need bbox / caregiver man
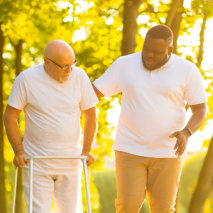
[93,25,207,213]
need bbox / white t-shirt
[93,52,207,158]
[8,64,98,174]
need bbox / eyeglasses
[46,57,77,71]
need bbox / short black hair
[146,25,173,44]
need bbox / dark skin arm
[3,105,29,167]
[92,84,104,99]
[170,103,207,156]
[81,106,97,166]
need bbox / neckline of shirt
[140,52,174,73]
[41,63,75,85]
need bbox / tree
[168,0,184,54]
[191,0,213,67]
[121,0,144,55]
[188,136,213,213]
[197,13,207,68]
[0,22,6,213]
[165,0,182,26]
[9,38,25,213]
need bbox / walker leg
[11,167,18,213]
[12,156,91,212]
[82,159,91,213]
[29,159,33,213]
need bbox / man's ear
[44,58,48,65]
[168,46,173,55]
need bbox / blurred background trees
[1,0,213,212]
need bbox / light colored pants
[115,151,183,213]
[23,167,83,213]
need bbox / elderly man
[3,40,98,213]
[93,25,207,212]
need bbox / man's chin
[144,63,156,71]
[59,78,68,83]
[143,59,156,70]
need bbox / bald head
[44,40,75,60]
[43,40,76,83]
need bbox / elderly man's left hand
[81,151,95,166]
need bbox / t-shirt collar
[142,53,173,72]
[42,63,75,84]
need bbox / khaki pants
[115,151,183,213]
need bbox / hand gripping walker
[11,155,92,213]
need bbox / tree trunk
[121,0,144,55]
[13,39,25,213]
[197,14,207,68]
[169,0,184,54]
[14,39,23,76]
[188,136,213,213]
[15,168,24,213]
[0,23,7,213]
[166,0,182,27]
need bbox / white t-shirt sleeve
[184,66,207,105]
[7,73,27,110]
[80,71,99,110]
[93,58,121,96]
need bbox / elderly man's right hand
[13,150,29,168]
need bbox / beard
[142,54,170,71]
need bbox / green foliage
[178,152,205,212]
[93,169,116,213]
[191,0,213,17]
[178,151,213,213]
[82,174,100,212]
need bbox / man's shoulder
[19,64,44,79]
[72,66,88,78]
[71,67,91,83]
[170,55,201,80]
[112,52,141,69]
[172,54,197,70]
[14,64,43,86]
[118,52,141,62]
[73,66,85,74]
